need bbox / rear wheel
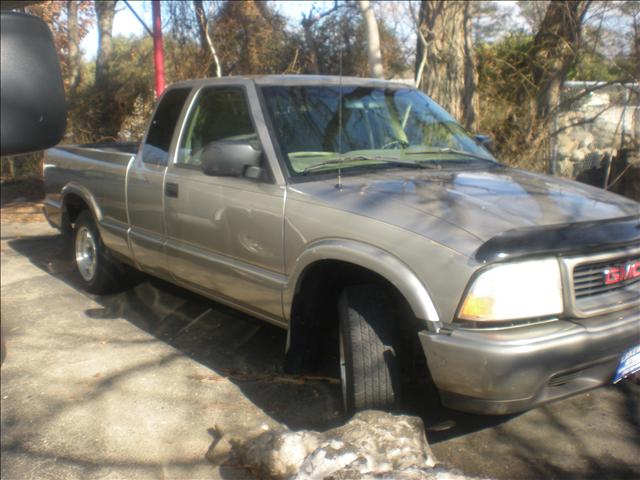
[73,210,123,294]
[338,284,400,413]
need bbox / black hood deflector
[475,215,640,263]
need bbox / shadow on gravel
[7,232,510,436]
[7,232,640,480]
[7,232,341,433]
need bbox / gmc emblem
[604,260,640,285]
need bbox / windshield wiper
[403,147,495,163]
[302,154,428,174]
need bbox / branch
[548,80,625,119]
[414,27,427,88]
[607,164,632,189]
[490,56,539,91]
[549,103,614,138]
[195,3,222,77]
[282,47,300,74]
[301,0,342,27]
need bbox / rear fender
[61,182,103,225]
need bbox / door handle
[165,182,179,198]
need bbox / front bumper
[419,307,640,415]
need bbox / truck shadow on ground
[7,231,509,438]
[6,232,640,480]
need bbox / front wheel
[73,210,123,294]
[338,284,400,413]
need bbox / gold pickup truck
[44,75,640,414]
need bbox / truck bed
[43,142,138,236]
[55,142,139,164]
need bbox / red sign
[604,260,640,285]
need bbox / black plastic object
[474,134,494,153]
[201,140,262,177]
[1,12,66,155]
[475,215,640,263]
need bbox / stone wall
[554,83,639,198]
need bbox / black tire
[338,284,400,413]
[73,210,123,294]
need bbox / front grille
[573,255,640,299]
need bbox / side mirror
[1,12,66,155]
[201,140,263,179]
[474,134,494,152]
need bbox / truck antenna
[336,45,343,190]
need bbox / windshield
[260,85,496,176]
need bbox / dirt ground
[1,207,639,480]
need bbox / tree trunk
[93,1,117,140]
[524,1,590,172]
[67,0,82,94]
[194,0,222,77]
[415,1,477,130]
[94,0,116,86]
[358,0,384,79]
[194,0,209,53]
[531,1,589,125]
[635,14,640,82]
[301,18,321,74]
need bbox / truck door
[126,87,191,276]
[163,85,285,322]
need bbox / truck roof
[169,74,414,90]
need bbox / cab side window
[142,87,191,166]
[177,87,258,167]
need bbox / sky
[80,1,631,61]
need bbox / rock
[593,135,613,149]
[577,133,594,149]
[556,136,577,157]
[210,410,485,479]
[296,410,437,479]
[218,427,323,478]
[557,159,574,178]
[570,148,589,163]
[583,150,604,170]
[626,151,640,167]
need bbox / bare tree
[358,0,384,78]
[531,1,591,125]
[621,0,640,81]
[67,0,82,94]
[210,0,292,75]
[301,2,342,74]
[414,1,477,130]
[517,0,551,32]
[93,0,118,140]
[94,0,117,86]
[194,0,222,77]
[471,1,520,44]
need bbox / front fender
[283,238,440,324]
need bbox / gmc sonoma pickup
[44,76,640,415]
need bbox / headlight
[458,258,563,322]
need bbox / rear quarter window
[142,87,191,166]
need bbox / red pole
[152,1,165,98]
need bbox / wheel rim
[339,328,348,410]
[75,225,97,282]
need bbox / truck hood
[288,166,640,257]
